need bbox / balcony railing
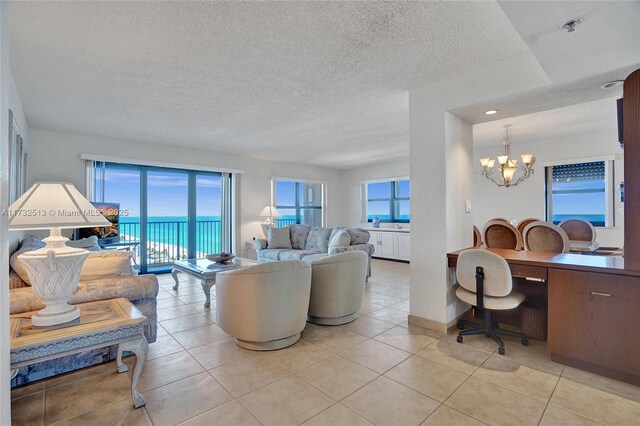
[276,218,296,227]
[119,220,222,267]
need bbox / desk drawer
[509,264,547,281]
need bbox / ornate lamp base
[18,228,89,327]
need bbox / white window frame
[544,156,615,228]
[360,176,410,224]
[271,177,327,227]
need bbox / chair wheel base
[521,338,529,346]
[498,346,506,355]
[456,335,463,343]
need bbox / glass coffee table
[171,257,258,307]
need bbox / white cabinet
[369,230,410,261]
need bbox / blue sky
[102,167,221,218]
[552,179,605,215]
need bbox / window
[273,179,325,227]
[365,179,410,223]
[545,160,613,227]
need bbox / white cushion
[267,227,292,249]
[80,251,133,280]
[456,287,524,311]
[66,236,102,251]
[328,229,350,254]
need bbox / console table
[10,298,148,408]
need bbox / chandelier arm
[483,171,506,187]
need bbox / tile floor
[11,259,640,425]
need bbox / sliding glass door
[91,162,230,273]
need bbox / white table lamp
[8,182,111,326]
[258,205,281,238]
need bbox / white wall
[473,129,624,247]
[26,128,344,251]
[340,158,409,228]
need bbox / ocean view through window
[365,179,410,223]
[89,161,231,273]
[273,179,325,227]
[545,160,612,227]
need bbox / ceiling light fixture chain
[479,125,535,188]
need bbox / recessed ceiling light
[600,80,623,89]
[485,110,498,115]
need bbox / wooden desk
[447,248,640,386]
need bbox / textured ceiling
[9,1,530,169]
[473,97,619,148]
[9,1,639,169]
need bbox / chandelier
[479,125,535,188]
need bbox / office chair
[523,222,570,253]
[455,249,528,355]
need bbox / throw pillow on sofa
[66,235,102,251]
[268,227,292,249]
[304,227,333,253]
[328,229,351,255]
[80,251,133,280]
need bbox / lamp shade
[7,182,111,230]
[258,205,281,218]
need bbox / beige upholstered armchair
[215,260,312,350]
[306,251,368,325]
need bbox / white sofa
[306,251,368,325]
[215,260,312,350]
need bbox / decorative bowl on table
[206,253,236,264]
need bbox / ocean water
[551,214,605,226]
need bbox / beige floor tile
[147,335,184,360]
[297,355,378,400]
[342,376,439,426]
[265,338,333,372]
[440,331,499,354]
[562,366,640,404]
[50,398,152,426]
[416,338,491,374]
[385,355,469,402]
[45,372,131,424]
[367,307,407,325]
[188,337,258,369]
[179,400,260,426]
[239,376,334,426]
[539,405,600,426]
[137,351,204,391]
[305,327,368,353]
[390,299,411,313]
[155,290,176,300]
[473,354,560,402]
[340,339,411,374]
[210,355,289,397]
[46,361,118,390]
[156,304,200,321]
[445,376,546,426]
[11,381,45,401]
[145,372,233,426]
[156,297,185,310]
[11,391,44,426]
[363,292,404,307]
[421,405,486,426]
[500,337,564,376]
[379,287,410,299]
[155,323,169,337]
[549,377,640,425]
[171,285,206,296]
[373,325,439,353]
[342,315,396,338]
[358,301,386,315]
[177,292,208,305]
[172,323,229,349]
[160,313,212,334]
[302,403,373,426]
